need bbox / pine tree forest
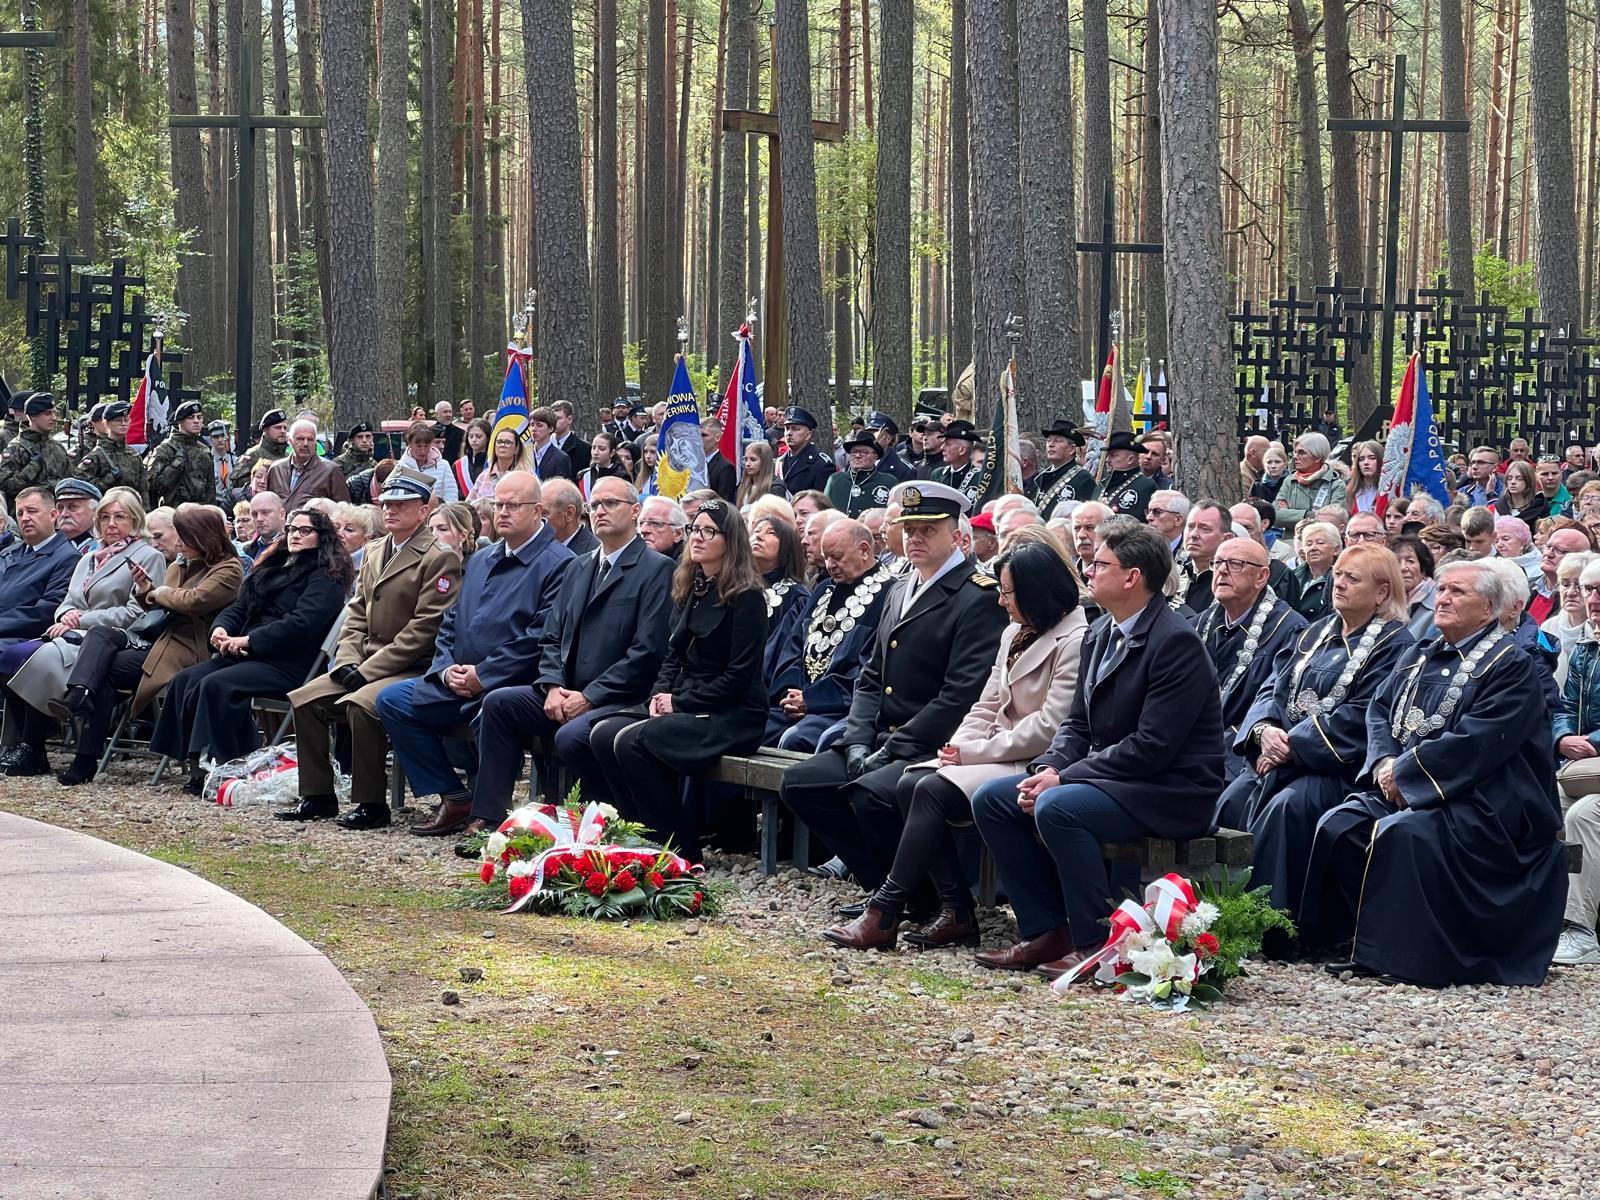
[0,0,1596,453]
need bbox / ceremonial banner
[1086,343,1130,479]
[652,356,708,500]
[127,338,167,453]
[716,324,763,480]
[1377,353,1451,516]
[973,358,1024,505]
[493,342,533,444]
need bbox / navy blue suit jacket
[411,524,573,716]
[0,534,84,644]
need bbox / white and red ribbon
[495,802,695,911]
[1051,872,1198,994]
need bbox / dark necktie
[1097,629,1123,685]
[592,555,612,598]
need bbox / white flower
[1116,928,1154,958]
[484,832,509,861]
[1178,901,1220,939]
[596,802,621,821]
[506,860,535,878]
[1128,939,1182,982]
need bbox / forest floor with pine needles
[5,767,1597,1200]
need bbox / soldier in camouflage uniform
[0,393,72,506]
[147,400,216,507]
[237,408,290,483]
[74,400,149,504]
[333,421,376,479]
[0,392,26,452]
[71,402,108,468]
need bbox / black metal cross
[1076,177,1162,376]
[0,30,61,48]
[169,35,324,442]
[1329,53,1469,431]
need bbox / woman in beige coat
[824,541,1089,951]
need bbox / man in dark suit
[542,478,600,558]
[527,406,574,482]
[701,418,737,501]
[551,401,591,476]
[454,477,675,847]
[972,518,1225,977]
[377,470,574,836]
[779,481,1008,896]
[0,485,81,653]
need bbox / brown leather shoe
[1034,950,1093,981]
[903,908,980,948]
[973,926,1074,971]
[410,797,475,837]
[821,904,900,950]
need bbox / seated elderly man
[973,519,1224,976]
[637,494,686,562]
[1145,489,1190,554]
[1229,501,1303,606]
[1298,557,1567,986]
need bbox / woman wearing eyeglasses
[150,506,353,794]
[591,498,769,862]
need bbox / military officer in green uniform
[333,421,377,479]
[824,431,899,517]
[1030,420,1098,520]
[72,402,108,467]
[931,419,983,504]
[0,392,27,452]
[74,400,149,503]
[148,400,216,507]
[0,392,71,506]
[1093,430,1157,521]
[238,408,291,480]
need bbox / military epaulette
[970,572,998,588]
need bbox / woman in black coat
[592,499,769,861]
[151,507,353,792]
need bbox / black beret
[259,408,288,431]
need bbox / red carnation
[613,870,637,892]
[508,875,534,901]
[585,872,609,896]
[690,890,704,914]
[648,871,666,889]
[667,861,684,879]
[479,861,496,884]
[1194,932,1220,959]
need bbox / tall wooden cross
[1329,53,1469,428]
[722,107,845,408]
[170,36,324,444]
[1076,177,1163,376]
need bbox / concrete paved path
[0,811,391,1200]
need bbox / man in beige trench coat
[276,466,462,830]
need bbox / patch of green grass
[1121,1166,1188,1197]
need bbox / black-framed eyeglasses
[285,524,318,536]
[591,497,633,511]
[1084,557,1124,574]
[492,500,539,512]
[1212,556,1267,575]
[688,524,723,540]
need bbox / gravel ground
[12,763,1600,1199]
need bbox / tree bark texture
[1077,0,1112,378]
[295,0,333,352]
[1530,0,1582,329]
[1016,0,1076,432]
[1287,0,1330,289]
[246,0,273,420]
[73,0,94,255]
[873,0,913,427]
[1138,0,1166,368]
[775,0,829,416]
[1321,0,1374,425]
[643,0,673,404]
[595,0,626,406]
[522,0,597,411]
[831,0,852,415]
[717,0,750,387]
[948,0,971,387]
[167,0,218,380]
[270,0,301,356]
[427,0,455,405]
[1156,0,1235,501]
[376,0,411,408]
[1438,0,1476,301]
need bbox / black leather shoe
[55,755,98,786]
[0,744,27,768]
[275,795,339,822]
[183,770,207,796]
[5,746,49,777]
[453,819,493,859]
[834,899,867,920]
[335,804,392,831]
[1323,959,1379,978]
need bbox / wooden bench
[706,749,813,875]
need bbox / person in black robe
[1298,558,1567,987]
[1194,537,1306,781]
[1214,543,1415,914]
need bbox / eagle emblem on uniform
[902,486,922,506]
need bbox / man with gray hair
[1299,557,1566,986]
[265,418,350,506]
[1146,489,1191,553]
[1275,432,1346,527]
[637,494,687,561]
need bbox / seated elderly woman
[823,542,1088,951]
[334,502,383,565]
[1298,557,1567,986]
[1543,551,1597,688]
[1290,521,1341,621]
[1214,543,1415,914]
[1391,534,1438,641]
[51,504,245,785]
[150,506,352,793]
[1493,515,1542,581]
[1,487,169,778]
[1553,556,1600,965]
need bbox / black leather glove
[859,748,892,776]
[844,743,871,781]
[332,665,368,691]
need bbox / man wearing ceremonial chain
[1093,431,1156,521]
[823,432,898,518]
[766,519,896,751]
[1194,537,1306,780]
[1030,421,1096,520]
[1297,558,1567,987]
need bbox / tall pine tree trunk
[270,0,301,357]
[966,0,1026,419]
[295,0,333,352]
[469,0,491,399]
[595,0,625,405]
[1139,0,1166,366]
[1530,0,1581,328]
[1156,0,1233,500]
[873,0,913,427]
[1016,0,1075,432]
[167,0,219,381]
[1323,0,1374,425]
[245,0,273,419]
[948,0,970,386]
[775,0,828,415]
[73,0,94,255]
[376,0,410,407]
[1077,0,1111,377]
[1287,0,1330,288]
[831,0,852,412]
[643,0,673,403]
[427,0,455,404]
[522,0,597,409]
[1439,0,1475,299]
[320,0,381,428]
[702,0,726,372]
[716,1,749,386]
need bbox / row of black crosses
[0,217,200,416]
[1232,274,1600,455]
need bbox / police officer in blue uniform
[777,406,833,496]
[868,412,918,482]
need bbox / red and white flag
[127,337,167,453]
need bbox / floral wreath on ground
[1053,870,1295,1010]
[466,786,716,920]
